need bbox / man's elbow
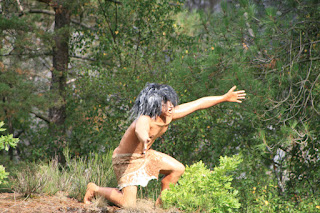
[135,128,141,138]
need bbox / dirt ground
[0,192,180,213]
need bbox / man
[84,83,246,207]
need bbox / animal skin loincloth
[112,149,163,190]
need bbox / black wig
[130,83,179,119]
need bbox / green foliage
[0,165,9,185]
[11,148,116,200]
[0,121,19,184]
[237,179,320,212]
[162,155,242,212]
[0,121,19,151]
[72,0,189,70]
[237,0,320,204]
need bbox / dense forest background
[1,0,319,212]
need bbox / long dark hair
[130,83,179,119]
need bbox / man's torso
[113,117,170,155]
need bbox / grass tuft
[10,148,117,201]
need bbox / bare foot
[83,182,99,204]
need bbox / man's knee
[175,163,185,177]
[180,164,186,175]
[122,197,136,208]
[121,186,137,208]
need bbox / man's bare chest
[149,125,169,140]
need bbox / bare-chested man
[84,83,246,208]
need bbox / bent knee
[120,186,137,208]
[121,198,136,208]
[116,195,136,208]
[175,164,185,176]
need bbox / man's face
[161,101,174,116]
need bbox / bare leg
[155,169,185,206]
[84,183,137,208]
[151,151,185,206]
[160,168,185,191]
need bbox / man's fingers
[143,138,151,154]
[230,86,237,92]
[238,93,246,97]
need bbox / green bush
[162,155,242,213]
[240,181,320,213]
[0,121,19,184]
[0,165,9,185]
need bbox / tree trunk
[49,3,70,129]
[47,2,71,162]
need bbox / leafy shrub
[242,182,320,213]
[0,165,9,185]
[162,155,242,213]
[0,121,19,184]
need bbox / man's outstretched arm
[172,86,246,120]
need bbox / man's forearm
[198,95,227,109]
[173,95,227,120]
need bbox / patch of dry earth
[0,193,179,213]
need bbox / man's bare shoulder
[137,115,152,122]
[135,115,153,127]
[136,115,172,128]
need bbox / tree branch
[16,0,24,15]
[37,0,52,4]
[106,0,123,5]
[28,9,54,16]
[70,54,96,62]
[26,9,95,30]
[31,111,51,124]
[14,130,24,138]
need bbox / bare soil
[0,192,179,213]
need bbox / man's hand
[143,137,151,154]
[224,86,246,103]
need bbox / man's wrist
[221,94,229,102]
